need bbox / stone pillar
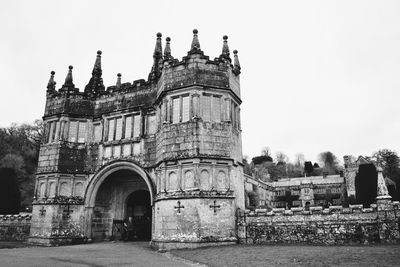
[375,166,399,243]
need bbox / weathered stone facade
[238,199,400,245]
[29,30,244,249]
[0,214,31,241]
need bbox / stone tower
[29,30,244,249]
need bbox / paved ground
[171,244,400,267]
[2,242,400,266]
[0,242,193,267]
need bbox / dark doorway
[125,190,152,241]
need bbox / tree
[318,151,340,175]
[261,147,271,157]
[243,155,253,176]
[294,153,305,167]
[275,152,289,164]
[0,120,43,211]
[304,161,314,176]
[286,163,303,178]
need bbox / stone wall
[0,214,31,241]
[237,200,400,245]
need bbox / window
[68,121,78,142]
[182,96,190,122]
[48,122,55,142]
[125,116,132,138]
[202,94,222,122]
[77,122,86,143]
[107,119,115,141]
[133,115,141,137]
[54,122,60,141]
[115,117,123,140]
[172,97,180,123]
[172,94,190,123]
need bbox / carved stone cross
[209,200,221,214]
[39,206,46,216]
[174,201,184,214]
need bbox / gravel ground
[0,241,192,267]
[171,244,400,267]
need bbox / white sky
[1,0,399,163]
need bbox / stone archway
[84,161,155,241]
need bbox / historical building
[28,30,245,249]
[245,173,345,209]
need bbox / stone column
[375,166,398,243]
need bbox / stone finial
[154,32,163,58]
[63,65,74,87]
[164,37,172,59]
[190,29,201,51]
[85,50,105,97]
[233,50,241,74]
[46,71,56,92]
[221,35,230,58]
[116,73,121,87]
[92,50,102,76]
[149,32,163,81]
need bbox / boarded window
[93,124,102,142]
[115,117,123,140]
[107,119,115,141]
[211,97,221,122]
[200,170,210,190]
[172,97,180,123]
[74,182,84,197]
[182,96,190,122]
[59,182,69,196]
[133,115,141,137]
[78,122,86,143]
[147,114,157,135]
[202,95,211,121]
[168,172,178,191]
[184,170,194,189]
[39,182,46,197]
[68,121,78,142]
[217,171,227,190]
[125,116,132,138]
[48,182,56,197]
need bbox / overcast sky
[1,0,399,163]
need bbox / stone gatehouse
[29,30,245,250]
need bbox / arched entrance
[84,161,155,241]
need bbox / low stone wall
[0,213,32,241]
[237,200,400,245]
